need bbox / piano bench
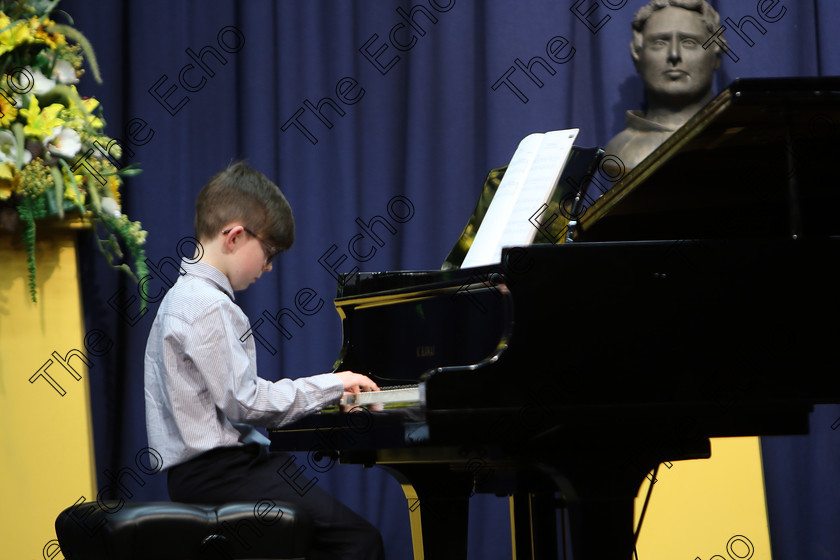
[54,501,313,560]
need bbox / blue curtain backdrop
[58,0,839,558]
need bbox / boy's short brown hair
[194,162,294,252]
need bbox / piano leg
[381,464,474,560]
[510,492,560,559]
[537,436,712,560]
[566,492,636,560]
[511,487,639,560]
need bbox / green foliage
[16,195,47,301]
[0,0,147,303]
[45,23,101,84]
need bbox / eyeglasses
[222,227,279,265]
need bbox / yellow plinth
[634,436,772,560]
[0,227,97,559]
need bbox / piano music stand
[442,146,604,269]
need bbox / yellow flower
[0,162,17,200]
[59,90,104,131]
[63,168,86,206]
[20,96,65,139]
[18,158,53,198]
[31,16,64,49]
[0,17,32,56]
[80,154,121,203]
[107,172,121,204]
[82,97,99,113]
[81,97,103,129]
[0,91,17,127]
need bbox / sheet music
[461,129,579,268]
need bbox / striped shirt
[144,260,344,469]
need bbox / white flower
[27,67,56,95]
[45,127,82,158]
[52,59,80,85]
[101,197,121,218]
[0,130,32,165]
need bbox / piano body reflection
[270,78,840,560]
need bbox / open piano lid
[575,76,840,242]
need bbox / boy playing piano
[144,161,385,559]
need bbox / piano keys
[338,385,422,407]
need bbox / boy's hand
[334,371,380,393]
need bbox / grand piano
[270,77,840,560]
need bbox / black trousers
[168,444,385,560]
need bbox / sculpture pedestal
[0,225,97,559]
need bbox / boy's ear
[221,225,247,252]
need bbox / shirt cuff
[313,372,346,403]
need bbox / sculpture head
[630,0,726,108]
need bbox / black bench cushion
[55,501,313,560]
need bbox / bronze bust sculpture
[605,0,728,170]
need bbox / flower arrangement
[0,0,146,301]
